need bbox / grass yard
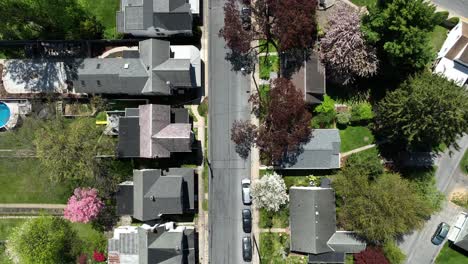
[0,159,70,204]
[259,207,289,228]
[259,84,270,101]
[259,55,279,80]
[72,222,107,256]
[78,0,121,39]
[339,126,374,152]
[461,149,468,175]
[0,117,43,149]
[435,242,468,264]
[0,219,25,240]
[260,232,307,264]
[350,0,377,7]
[430,25,449,52]
[259,40,278,53]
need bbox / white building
[434,21,468,87]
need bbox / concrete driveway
[399,135,468,264]
[431,0,468,19]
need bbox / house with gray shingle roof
[116,0,199,38]
[448,212,468,252]
[290,187,366,264]
[283,129,341,170]
[108,222,196,264]
[116,168,195,222]
[117,104,193,159]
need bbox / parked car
[242,236,253,262]
[431,222,450,245]
[241,7,251,30]
[241,178,251,205]
[242,209,252,233]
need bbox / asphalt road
[432,0,468,18]
[399,135,468,264]
[207,0,252,263]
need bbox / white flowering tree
[319,4,379,85]
[251,173,289,212]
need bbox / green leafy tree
[34,118,115,184]
[7,216,80,264]
[334,170,433,242]
[374,72,468,151]
[350,102,374,123]
[383,240,406,264]
[344,148,383,179]
[362,0,439,74]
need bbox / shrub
[93,251,106,262]
[337,111,351,126]
[351,102,373,123]
[315,95,336,114]
[354,247,390,264]
[383,240,406,264]
[344,148,383,179]
[64,188,104,224]
[434,11,449,25]
[451,192,468,209]
[78,254,88,264]
[198,97,208,117]
[443,17,460,29]
[311,111,335,128]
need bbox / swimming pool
[0,102,11,128]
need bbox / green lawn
[259,55,279,80]
[350,0,377,7]
[259,40,278,53]
[339,126,375,152]
[430,25,448,52]
[435,242,468,264]
[260,232,307,264]
[259,207,289,228]
[72,222,107,256]
[0,159,70,204]
[78,0,121,39]
[461,149,468,175]
[259,84,270,101]
[0,117,43,149]
[0,219,25,240]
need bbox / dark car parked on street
[431,222,450,245]
[242,209,252,233]
[242,236,253,262]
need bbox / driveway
[399,135,468,264]
[208,0,252,263]
[431,0,468,19]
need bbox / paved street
[207,0,252,263]
[399,135,468,264]
[432,0,468,18]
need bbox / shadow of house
[108,223,196,264]
[116,168,196,222]
[289,187,366,263]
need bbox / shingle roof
[284,129,341,169]
[290,187,366,258]
[289,51,326,105]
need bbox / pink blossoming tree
[64,188,104,223]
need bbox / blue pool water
[0,102,11,128]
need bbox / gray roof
[73,39,196,96]
[308,252,345,264]
[117,0,192,37]
[454,220,468,251]
[290,187,336,254]
[284,129,341,170]
[289,51,326,105]
[290,187,366,257]
[108,225,195,264]
[117,104,193,159]
[123,168,195,221]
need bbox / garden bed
[435,242,468,264]
[259,207,289,228]
[259,55,279,80]
[260,232,307,264]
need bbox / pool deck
[2,102,19,130]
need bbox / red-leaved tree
[231,120,258,159]
[319,4,378,84]
[93,251,106,262]
[64,188,104,223]
[256,78,312,165]
[354,247,390,264]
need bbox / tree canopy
[251,173,289,212]
[320,4,378,84]
[256,78,312,165]
[0,0,103,42]
[373,72,468,152]
[7,216,80,264]
[34,118,115,184]
[362,0,439,74]
[231,119,258,159]
[333,169,433,242]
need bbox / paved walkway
[0,204,66,216]
[259,228,289,233]
[190,105,209,264]
[0,149,36,158]
[341,144,376,157]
